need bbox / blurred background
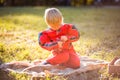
[0,0,120,7]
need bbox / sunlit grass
[0,15,46,32]
[0,7,120,80]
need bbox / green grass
[0,6,120,80]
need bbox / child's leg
[47,50,69,65]
[63,52,80,69]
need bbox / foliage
[0,0,94,6]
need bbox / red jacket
[38,23,80,68]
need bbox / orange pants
[47,49,80,69]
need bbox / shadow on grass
[0,7,48,17]
[0,68,16,80]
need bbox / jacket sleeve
[67,24,80,42]
[38,32,59,51]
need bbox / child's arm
[65,24,80,42]
[38,32,61,51]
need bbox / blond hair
[44,8,63,29]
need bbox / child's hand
[61,36,68,42]
[58,41,63,48]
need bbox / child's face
[49,23,61,30]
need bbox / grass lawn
[0,6,120,80]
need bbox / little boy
[38,8,80,69]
